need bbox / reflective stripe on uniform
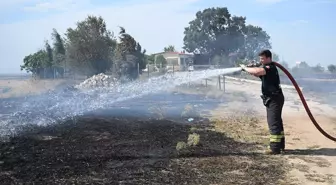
[270,133,284,143]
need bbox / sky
[0,0,335,74]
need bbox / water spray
[273,62,336,142]
[0,67,242,139]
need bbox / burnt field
[0,88,290,185]
[0,116,289,185]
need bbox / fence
[198,75,227,92]
[140,64,229,91]
[141,64,232,75]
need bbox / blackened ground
[0,114,288,185]
[0,84,288,184]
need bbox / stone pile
[75,73,119,89]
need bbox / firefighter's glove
[246,63,254,67]
[239,64,247,71]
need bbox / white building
[154,51,194,71]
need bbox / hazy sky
[0,0,335,74]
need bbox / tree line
[20,7,336,80]
[291,62,336,74]
[21,16,146,80]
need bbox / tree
[183,7,271,64]
[51,28,66,77]
[311,64,324,73]
[164,45,176,52]
[291,61,311,74]
[211,55,229,66]
[20,15,148,80]
[298,61,310,68]
[114,27,146,79]
[183,7,243,56]
[44,41,54,78]
[136,43,146,70]
[20,41,55,79]
[155,55,167,67]
[20,50,49,78]
[242,25,271,60]
[45,41,53,66]
[327,64,336,73]
[21,30,64,79]
[146,54,155,64]
[52,29,66,56]
[65,15,117,75]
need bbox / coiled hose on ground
[273,61,336,142]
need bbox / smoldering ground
[0,82,290,185]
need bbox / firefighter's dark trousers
[264,92,285,152]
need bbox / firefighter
[240,49,285,155]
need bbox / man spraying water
[240,49,285,155]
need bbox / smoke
[276,64,336,106]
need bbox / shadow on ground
[285,148,336,156]
[0,114,287,185]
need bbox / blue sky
[0,0,335,73]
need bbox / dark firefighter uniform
[248,62,285,154]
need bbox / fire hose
[272,62,336,142]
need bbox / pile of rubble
[75,73,119,89]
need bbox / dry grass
[288,156,332,168]
[292,163,310,173]
[175,141,188,151]
[304,173,334,183]
[0,78,77,98]
[187,133,201,147]
[211,111,270,147]
[148,105,167,120]
[181,103,201,118]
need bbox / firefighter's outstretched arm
[240,64,266,77]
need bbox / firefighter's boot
[264,146,281,155]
